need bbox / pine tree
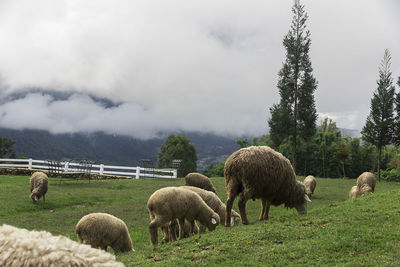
[268,0,317,171]
[361,49,395,182]
[394,76,400,146]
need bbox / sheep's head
[294,181,311,215]
[207,214,220,231]
[30,192,38,203]
[359,184,372,195]
[230,214,241,227]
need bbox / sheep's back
[225,146,296,198]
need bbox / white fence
[0,158,177,179]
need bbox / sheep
[304,175,317,198]
[147,187,220,245]
[185,172,217,193]
[224,146,311,226]
[76,213,134,253]
[29,171,49,203]
[356,172,376,192]
[349,184,373,199]
[181,185,241,232]
[0,224,124,267]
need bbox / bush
[381,168,400,182]
[203,161,225,177]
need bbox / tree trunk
[341,161,345,178]
[377,147,381,182]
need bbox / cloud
[0,0,399,138]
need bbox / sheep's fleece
[0,224,124,267]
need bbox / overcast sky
[0,0,399,139]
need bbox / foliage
[380,168,400,182]
[2,175,400,266]
[0,136,16,158]
[268,0,317,170]
[394,76,400,145]
[156,134,197,177]
[361,49,395,181]
[202,160,225,178]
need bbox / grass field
[1,175,400,266]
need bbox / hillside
[0,128,241,170]
[0,176,399,266]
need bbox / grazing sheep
[181,185,241,231]
[76,213,134,253]
[147,187,220,245]
[0,224,124,267]
[224,146,311,226]
[349,184,373,199]
[357,172,376,192]
[185,172,217,193]
[304,175,317,198]
[349,186,359,199]
[29,171,49,203]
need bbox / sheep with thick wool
[224,146,311,226]
[304,175,317,198]
[147,187,220,245]
[29,171,49,203]
[349,184,373,199]
[356,172,376,192]
[181,185,241,231]
[185,172,217,193]
[0,224,124,267]
[76,213,134,253]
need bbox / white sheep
[0,224,124,267]
[76,213,134,253]
[147,187,220,245]
[29,171,49,203]
[303,175,317,198]
[356,172,376,192]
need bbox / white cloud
[0,0,399,138]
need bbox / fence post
[64,162,69,173]
[100,164,104,175]
[28,158,32,170]
[136,167,140,179]
[172,169,177,178]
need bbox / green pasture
[1,175,400,266]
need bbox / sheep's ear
[304,194,312,203]
[211,218,217,225]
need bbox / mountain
[0,128,241,172]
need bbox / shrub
[380,168,400,182]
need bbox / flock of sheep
[0,145,377,266]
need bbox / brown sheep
[181,185,241,231]
[29,172,49,203]
[356,172,376,192]
[76,213,134,253]
[304,175,317,198]
[147,187,220,245]
[224,146,311,226]
[185,173,217,193]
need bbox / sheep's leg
[238,193,249,225]
[161,225,169,243]
[225,182,239,227]
[43,194,45,203]
[178,218,185,240]
[199,224,206,234]
[259,198,267,220]
[149,219,161,245]
[188,220,195,236]
[264,200,271,220]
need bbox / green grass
[1,175,400,266]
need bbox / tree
[268,0,317,171]
[156,134,197,177]
[336,144,349,178]
[361,49,395,182]
[0,136,16,158]
[394,76,400,146]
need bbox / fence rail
[0,158,177,179]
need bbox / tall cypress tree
[361,49,395,182]
[268,0,317,171]
[394,76,400,146]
